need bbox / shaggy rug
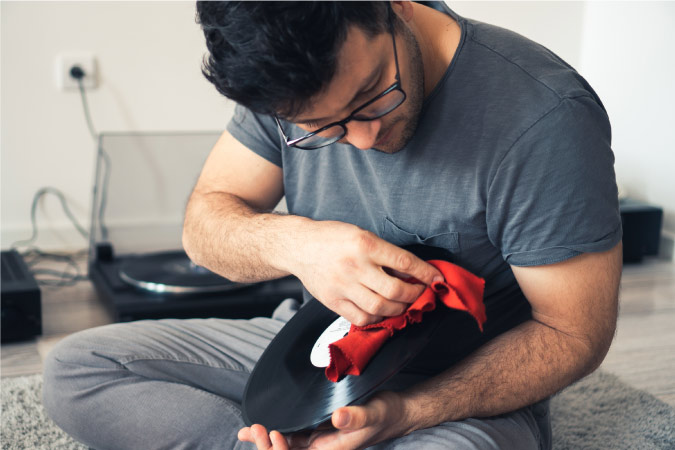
[1,370,673,449]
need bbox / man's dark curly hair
[196,1,392,118]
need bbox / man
[43,2,622,449]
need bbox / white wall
[579,2,675,244]
[451,1,586,68]
[2,1,674,255]
[1,1,234,250]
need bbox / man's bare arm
[184,189,306,283]
[396,242,622,430]
[183,131,443,326]
[237,243,623,450]
[182,130,295,282]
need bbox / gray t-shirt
[226,12,622,373]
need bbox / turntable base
[89,257,304,322]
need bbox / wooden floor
[2,254,674,407]
[600,258,675,405]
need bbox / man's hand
[286,220,444,326]
[238,391,411,450]
[238,425,288,450]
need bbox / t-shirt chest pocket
[381,217,461,263]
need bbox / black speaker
[620,199,663,263]
[1,250,42,342]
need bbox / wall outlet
[56,53,98,90]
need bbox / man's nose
[344,120,382,150]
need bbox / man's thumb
[333,406,369,430]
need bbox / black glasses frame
[275,12,407,150]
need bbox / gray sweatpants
[42,299,551,450]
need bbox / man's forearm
[399,318,605,432]
[183,191,308,283]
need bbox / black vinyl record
[119,250,248,295]
[242,298,446,433]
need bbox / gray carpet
[1,370,673,449]
[1,374,86,450]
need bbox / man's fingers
[238,427,253,442]
[348,284,409,317]
[374,243,444,286]
[251,424,273,449]
[332,404,381,430]
[384,267,414,280]
[365,266,427,305]
[335,298,383,327]
[269,430,290,449]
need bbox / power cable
[10,187,88,250]
[10,66,106,286]
[75,69,111,241]
[75,68,97,139]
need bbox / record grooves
[243,298,447,433]
[118,250,248,295]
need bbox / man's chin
[372,144,403,154]
[373,125,417,154]
[370,135,403,153]
[371,122,409,153]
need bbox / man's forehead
[289,26,389,123]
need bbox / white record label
[310,316,352,368]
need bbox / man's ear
[391,1,414,23]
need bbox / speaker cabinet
[620,199,663,263]
[1,250,42,342]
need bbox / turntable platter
[119,250,248,295]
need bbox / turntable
[87,132,303,322]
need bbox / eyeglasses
[275,14,406,150]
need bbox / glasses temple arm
[389,13,401,82]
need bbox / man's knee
[42,325,128,432]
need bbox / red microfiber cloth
[326,260,486,382]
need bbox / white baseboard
[1,220,183,253]
[1,225,89,252]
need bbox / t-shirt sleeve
[486,95,622,266]
[226,103,283,167]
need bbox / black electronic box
[1,250,42,342]
[620,198,663,263]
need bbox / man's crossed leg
[42,300,549,450]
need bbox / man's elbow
[182,228,198,265]
[182,209,205,270]
[580,316,618,375]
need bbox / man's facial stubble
[373,23,425,154]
